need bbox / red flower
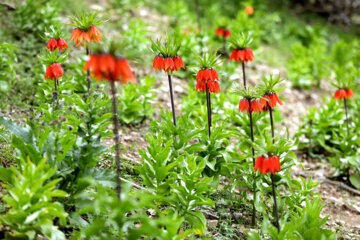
[164,57,175,72]
[216,28,224,36]
[260,93,283,111]
[346,89,354,98]
[153,56,164,71]
[245,6,254,15]
[57,38,68,51]
[334,89,354,99]
[196,69,220,93]
[230,48,254,62]
[47,39,58,51]
[45,63,63,80]
[254,155,281,174]
[84,54,135,83]
[239,99,262,113]
[88,25,101,42]
[70,26,101,47]
[224,30,231,38]
[173,56,185,71]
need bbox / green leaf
[350,174,360,190]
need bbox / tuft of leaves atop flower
[260,74,285,95]
[42,25,65,41]
[150,32,181,58]
[229,32,253,50]
[232,85,260,100]
[68,11,104,31]
[194,49,222,70]
[39,49,68,66]
[332,68,355,90]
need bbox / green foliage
[0,158,67,240]
[247,199,336,240]
[72,181,192,239]
[68,11,104,31]
[117,76,157,124]
[0,43,17,101]
[151,32,182,58]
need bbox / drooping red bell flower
[45,63,63,80]
[230,48,254,62]
[84,54,135,83]
[163,57,175,72]
[196,69,220,93]
[334,89,354,99]
[224,29,231,38]
[88,25,102,42]
[260,93,283,111]
[173,56,185,71]
[57,38,68,51]
[239,99,262,113]
[153,56,164,71]
[47,39,58,51]
[70,26,101,47]
[254,155,281,174]
[216,28,224,36]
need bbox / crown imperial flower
[196,69,220,93]
[254,155,281,174]
[230,48,254,62]
[84,54,135,83]
[334,89,354,99]
[45,63,63,80]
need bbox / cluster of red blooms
[334,89,354,99]
[215,28,231,38]
[196,69,220,93]
[239,93,282,113]
[254,155,281,174]
[45,63,64,80]
[230,48,254,62]
[84,54,135,83]
[70,26,101,47]
[153,56,185,73]
[47,38,68,52]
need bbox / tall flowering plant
[229,32,254,88]
[151,33,185,126]
[194,50,221,137]
[259,75,284,141]
[84,42,135,201]
[40,49,68,109]
[69,11,104,95]
[332,71,355,136]
[236,86,262,225]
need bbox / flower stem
[248,102,256,225]
[223,36,228,60]
[271,173,280,232]
[242,61,247,89]
[344,98,350,136]
[269,106,275,144]
[86,47,91,96]
[205,84,211,137]
[53,78,58,110]
[167,74,177,126]
[110,80,122,201]
[196,0,201,33]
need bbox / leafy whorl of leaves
[68,11,104,31]
[194,49,222,70]
[232,85,261,100]
[260,74,285,95]
[228,32,254,50]
[42,25,65,41]
[150,32,182,58]
[39,49,68,66]
[332,68,355,89]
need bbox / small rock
[208,220,218,228]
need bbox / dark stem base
[271,173,280,232]
[242,61,247,89]
[206,85,212,137]
[344,98,350,136]
[86,47,91,96]
[249,105,256,225]
[110,80,122,201]
[167,74,177,126]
